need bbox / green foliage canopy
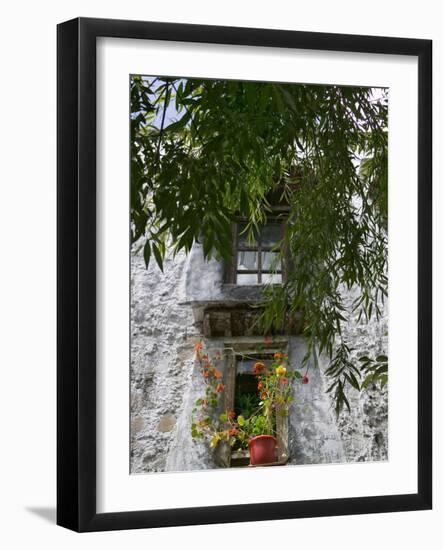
[130,76,388,414]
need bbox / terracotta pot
[248,435,277,465]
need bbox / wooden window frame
[225,216,290,285]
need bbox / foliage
[131,76,389,412]
[325,343,360,416]
[359,354,388,389]
[234,391,259,422]
[325,344,388,416]
[190,343,225,446]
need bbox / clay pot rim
[248,435,277,444]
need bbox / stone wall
[130,247,388,473]
[326,287,389,463]
[130,248,198,472]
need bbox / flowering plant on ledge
[191,342,306,464]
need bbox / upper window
[230,220,285,285]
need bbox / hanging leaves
[130,75,389,413]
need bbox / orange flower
[215,383,225,393]
[194,342,203,352]
[257,381,263,390]
[203,371,209,379]
[279,377,289,385]
[252,361,266,375]
[260,392,268,401]
[274,352,283,360]
[213,368,222,379]
[229,428,238,436]
[228,410,236,419]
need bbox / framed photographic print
[57,17,432,532]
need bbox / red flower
[279,377,289,385]
[257,381,263,390]
[215,383,225,393]
[229,428,238,436]
[194,342,203,352]
[302,375,309,385]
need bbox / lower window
[221,342,290,467]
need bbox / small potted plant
[244,355,300,464]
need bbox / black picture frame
[57,17,432,532]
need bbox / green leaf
[143,240,151,268]
[342,391,351,412]
[374,365,388,376]
[164,111,191,133]
[345,371,360,391]
[152,242,164,272]
[362,374,374,389]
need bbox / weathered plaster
[326,287,389,462]
[130,248,198,472]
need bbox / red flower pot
[248,435,277,465]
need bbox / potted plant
[243,355,300,464]
[239,414,278,465]
[191,344,304,466]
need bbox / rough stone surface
[325,287,389,463]
[289,339,345,465]
[130,248,199,473]
[130,245,388,473]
